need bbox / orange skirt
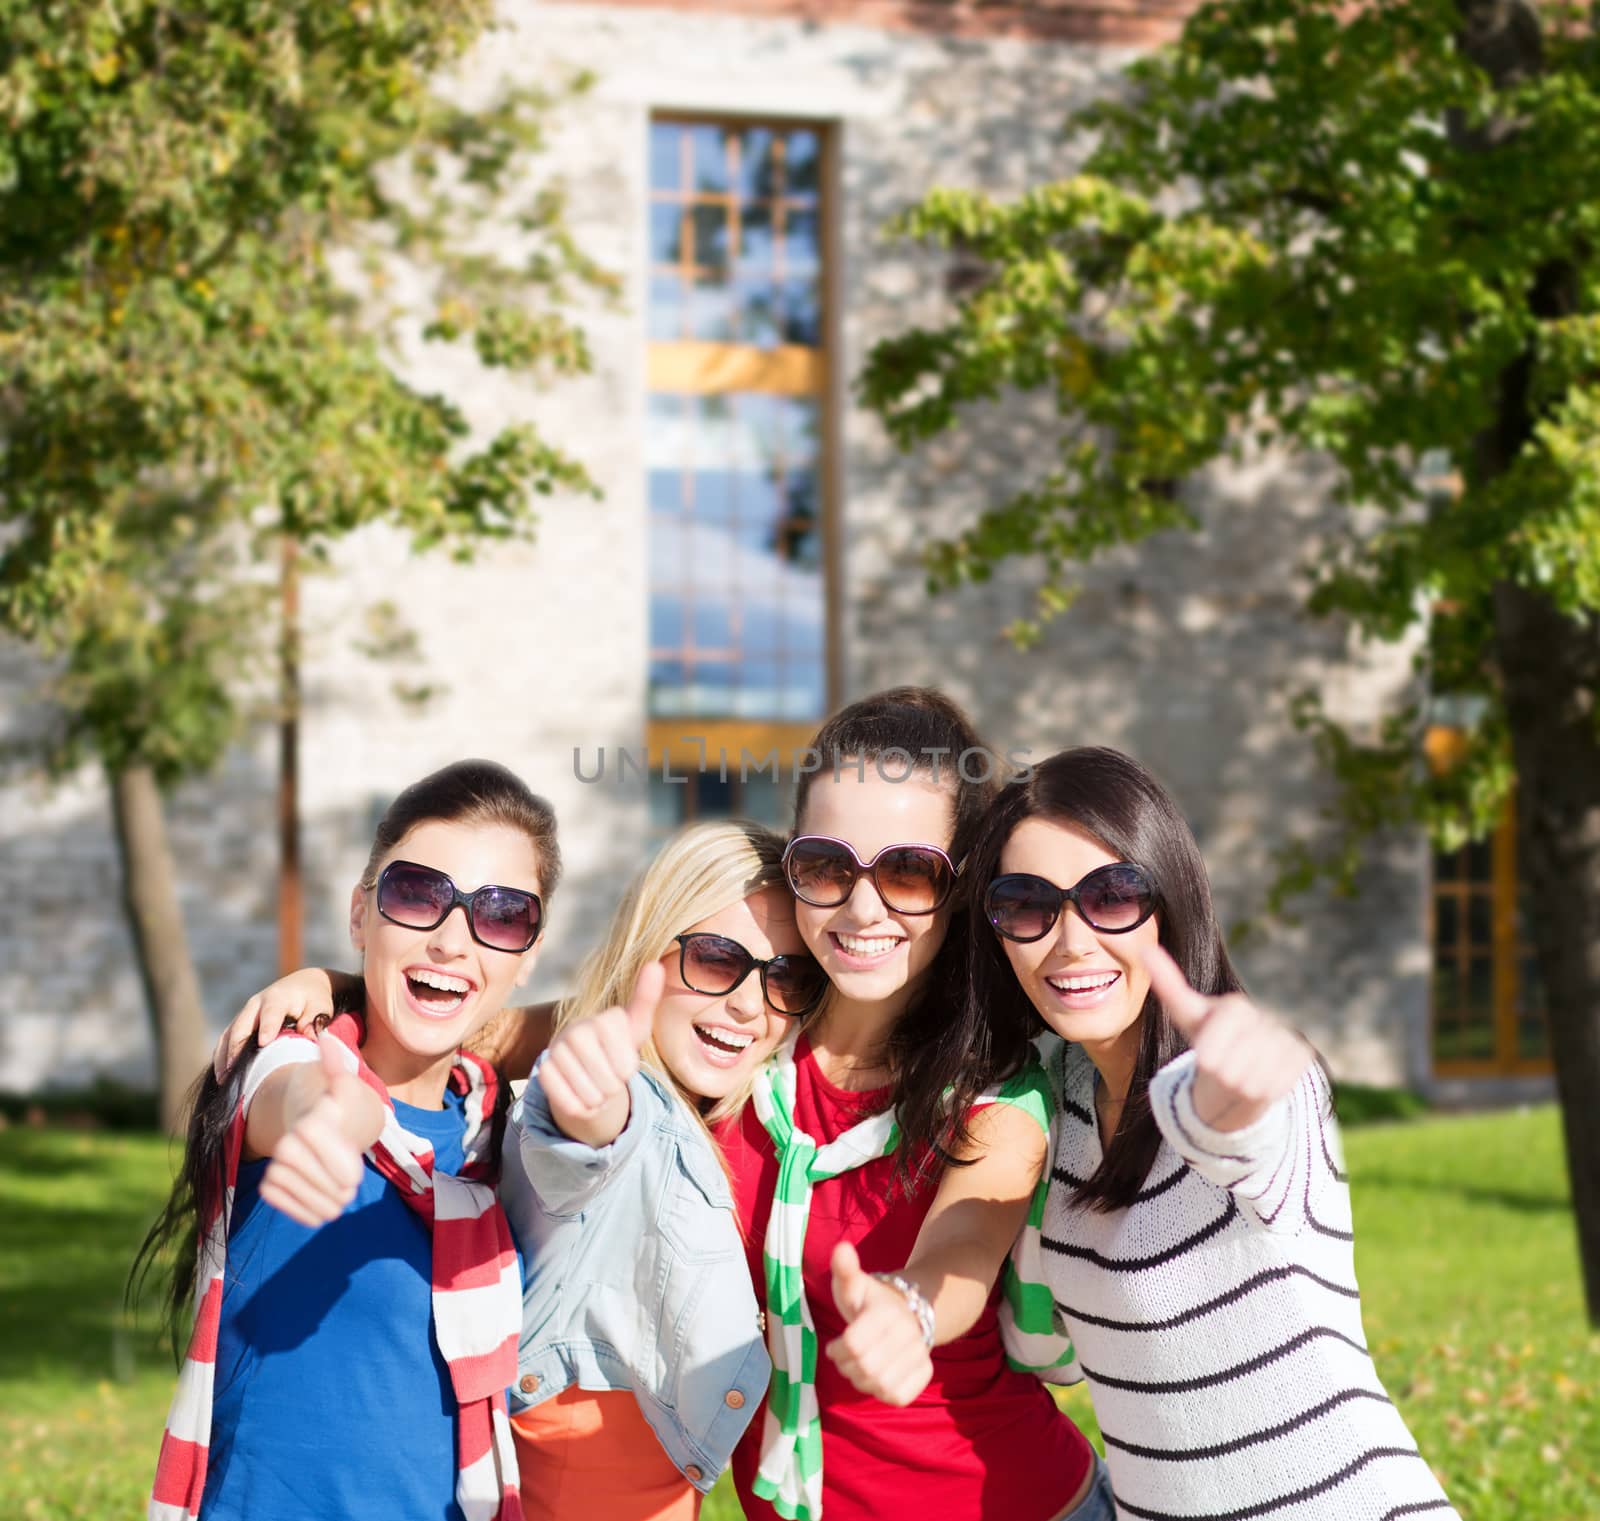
[511,1385,700,1521]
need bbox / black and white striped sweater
[1038,1041,1459,1521]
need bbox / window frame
[644,111,840,785]
[1425,724,1551,1079]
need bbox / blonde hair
[557,819,793,1132]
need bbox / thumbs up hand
[540,960,666,1147]
[1143,944,1314,1133]
[260,1033,386,1228]
[823,1243,935,1407]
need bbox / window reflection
[650,121,823,347]
[646,396,826,720]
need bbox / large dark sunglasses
[674,933,829,1018]
[375,860,544,953]
[782,834,960,916]
[984,862,1158,943]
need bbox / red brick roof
[566,0,1198,46]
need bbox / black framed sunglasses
[781,834,961,916]
[674,933,829,1018]
[375,860,544,954]
[984,862,1158,943]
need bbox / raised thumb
[625,959,667,1048]
[1142,943,1211,1038]
[318,1029,350,1084]
[831,1241,870,1321]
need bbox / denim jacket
[498,1059,771,1493]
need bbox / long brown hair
[965,747,1245,1211]
[131,759,561,1352]
[796,686,1026,1185]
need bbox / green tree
[1,1,608,1130]
[862,0,1600,1321]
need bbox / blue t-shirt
[202,1088,472,1521]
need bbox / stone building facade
[0,0,1550,1102]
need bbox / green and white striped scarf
[749,1036,1076,1521]
[999,1034,1081,1385]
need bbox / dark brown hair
[796,687,1026,1184]
[359,757,562,899]
[131,758,560,1352]
[964,746,1244,1211]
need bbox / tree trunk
[108,763,209,1135]
[1492,583,1600,1325]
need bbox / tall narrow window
[646,117,833,827]
[1426,729,1550,1076]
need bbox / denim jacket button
[724,1389,746,1409]
[519,1374,541,1394]
[685,1465,703,1483]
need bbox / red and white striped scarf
[150,1013,524,1521]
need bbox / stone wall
[0,0,1430,1092]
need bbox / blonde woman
[500,820,826,1520]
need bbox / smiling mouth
[830,932,903,960]
[405,968,471,1016]
[694,1023,755,1055]
[1045,970,1121,997]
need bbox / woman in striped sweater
[839,746,1459,1521]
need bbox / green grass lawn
[1,1109,1595,1520]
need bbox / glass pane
[1518,1002,1549,1061]
[649,514,686,586]
[1467,894,1492,948]
[692,470,737,525]
[1465,836,1492,882]
[744,605,783,655]
[691,204,731,272]
[1461,1019,1494,1060]
[650,204,685,267]
[649,124,683,193]
[736,127,778,199]
[777,396,820,463]
[735,278,782,348]
[781,278,821,345]
[690,125,732,195]
[687,276,736,341]
[785,603,824,657]
[693,601,733,649]
[649,596,684,650]
[1467,956,1493,1020]
[739,203,775,271]
[648,274,686,340]
[781,208,821,272]
[649,469,683,514]
[694,770,734,817]
[780,664,828,720]
[649,772,689,831]
[1434,895,1458,947]
[1434,848,1460,882]
[737,769,788,827]
[1433,961,1460,1014]
[784,130,821,200]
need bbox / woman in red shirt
[716,687,1105,1521]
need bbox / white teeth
[410,969,470,994]
[836,934,900,957]
[1047,971,1120,993]
[694,1024,755,1051]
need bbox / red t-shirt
[715,1038,1093,1521]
